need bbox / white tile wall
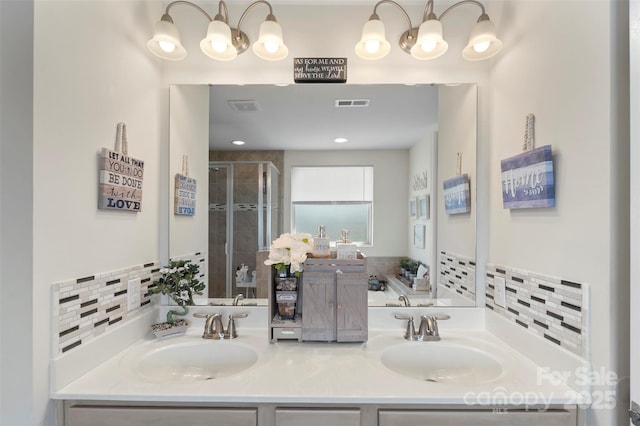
[485,263,588,357]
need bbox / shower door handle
[225,242,228,256]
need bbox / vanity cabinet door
[66,406,257,426]
[378,408,577,426]
[336,272,368,342]
[302,272,336,341]
[275,408,360,426]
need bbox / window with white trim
[291,166,373,245]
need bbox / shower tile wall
[209,167,227,298]
[232,164,259,296]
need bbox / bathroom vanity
[52,308,586,426]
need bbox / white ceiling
[209,83,439,151]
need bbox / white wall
[408,130,437,267]
[488,1,629,424]
[284,150,409,257]
[32,1,164,424]
[1,1,34,425]
[437,84,477,259]
[169,85,209,261]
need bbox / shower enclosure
[208,161,280,298]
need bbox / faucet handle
[394,313,412,321]
[225,313,248,339]
[432,313,451,321]
[193,312,211,319]
[394,314,416,340]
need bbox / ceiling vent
[335,99,370,108]
[228,100,261,112]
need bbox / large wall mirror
[169,83,477,307]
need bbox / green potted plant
[148,259,205,338]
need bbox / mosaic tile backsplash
[52,261,160,355]
[439,251,476,302]
[485,263,588,357]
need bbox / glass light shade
[252,20,288,61]
[200,20,237,61]
[355,19,391,60]
[147,19,186,60]
[410,19,448,60]
[462,19,503,61]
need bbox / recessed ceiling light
[334,137,348,144]
[231,140,246,146]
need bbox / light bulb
[473,41,490,53]
[159,41,176,53]
[420,39,437,53]
[211,40,228,53]
[365,39,380,54]
[263,40,279,54]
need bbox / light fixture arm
[370,0,414,33]
[437,0,486,21]
[236,0,276,37]
[164,0,214,22]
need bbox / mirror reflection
[169,83,477,307]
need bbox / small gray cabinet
[302,270,368,342]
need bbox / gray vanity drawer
[378,408,576,426]
[271,326,302,341]
[275,408,361,426]
[66,406,257,426]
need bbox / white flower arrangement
[264,232,314,275]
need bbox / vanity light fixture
[355,0,502,61]
[147,0,288,61]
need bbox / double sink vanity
[53,305,586,426]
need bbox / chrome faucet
[194,312,249,339]
[232,294,244,306]
[398,295,411,306]
[395,313,450,341]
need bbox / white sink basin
[380,343,504,384]
[121,338,258,383]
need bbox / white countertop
[52,326,584,406]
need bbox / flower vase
[274,269,299,320]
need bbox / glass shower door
[208,165,229,298]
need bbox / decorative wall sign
[175,174,197,216]
[294,58,347,83]
[443,174,471,214]
[412,170,428,191]
[500,145,555,209]
[98,148,144,212]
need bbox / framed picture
[418,194,429,219]
[413,224,425,249]
[409,198,417,218]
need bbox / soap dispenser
[336,229,357,260]
[312,225,331,258]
